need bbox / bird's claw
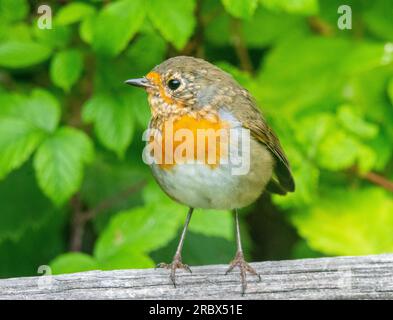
[156,254,192,287]
[226,251,261,295]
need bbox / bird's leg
[226,209,261,295]
[156,207,193,287]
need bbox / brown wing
[247,119,295,194]
[203,68,295,194]
[229,92,295,195]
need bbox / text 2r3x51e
[193,304,243,315]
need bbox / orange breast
[149,115,230,170]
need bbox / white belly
[151,162,240,209]
[149,138,274,210]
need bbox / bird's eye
[167,79,181,91]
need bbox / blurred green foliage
[0,0,393,278]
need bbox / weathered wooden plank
[1,254,393,299]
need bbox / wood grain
[1,254,393,299]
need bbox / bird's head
[125,56,237,117]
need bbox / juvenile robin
[125,56,295,294]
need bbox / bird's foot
[226,251,261,295]
[156,253,192,287]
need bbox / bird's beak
[124,77,151,89]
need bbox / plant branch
[84,179,147,221]
[230,18,254,74]
[361,171,393,193]
[69,194,86,252]
[69,179,146,251]
[308,16,334,36]
[180,0,205,58]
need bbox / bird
[125,56,295,294]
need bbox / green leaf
[0,22,32,42]
[0,163,57,244]
[337,105,379,139]
[368,132,393,171]
[0,90,60,178]
[92,0,146,56]
[0,204,65,278]
[205,3,308,48]
[189,209,234,241]
[259,0,319,15]
[152,232,236,266]
[274,154,319,208]
[0,41,52,68]
[257,37,351,116]
[81,156,148,210]
[316,117,377,173]
[27,89,61,132]
[51,247,155,274]
[33,23,72,49]
[258,37,391,119]
[94,202,184,261]
[82,93,134,157]
[50,49,83,91]
[125,31,167,75]
[98,246,155,270]
[350,68,393,140]
[292,112,378,174]
[221,0,258,19]
[363,0,393,42]
[356,145,378,173]
[79,15,95,44]
[142,183,236,247]
[242,7,308,48]
[291,188,393,256]
[55,2,96,26]
[291,240,322,259]
[33,127,94,205]
[80,155,149,233]
[270,118,320,208]
[50,253,99,275]
[202,2,231,47]
[128,89,151,129]
[0,0,29,23]
[343,42,393,72]
[319,132,358,170]
[0,119,45,179]
[147,0,196,50]
[142,179,175,205]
